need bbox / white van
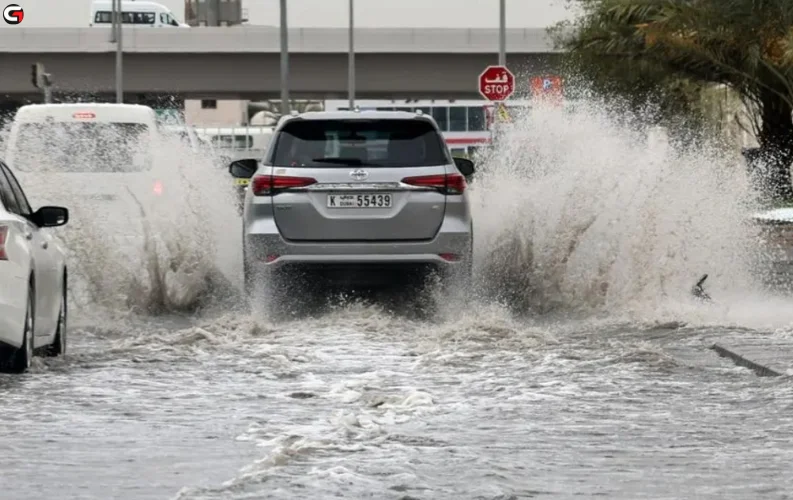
[5,102,163,211]
[4,104,167,263]
[90,0,190,28]
[6,103,159,177]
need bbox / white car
[0,159,69,374]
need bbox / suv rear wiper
[312,157,362,165]
[311,157,383,167]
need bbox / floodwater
[2,100,793,500]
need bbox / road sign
[495,102,512,123]
[530,75,563,103]
[478,65,515,101]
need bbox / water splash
[469,97,765,319]
[121,130,242,314]
[1,117,242,318]
[4,97,791,330]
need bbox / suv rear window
[11,122,153,173]
[269,119,450,168]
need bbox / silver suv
[228,110,475,303]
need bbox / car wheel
[413,274,441,319]
[0,284,35,374]
[242,247,265,300]
[44,276,67,357]
[262,268,292,318]
[440,254,473,293]
[243,256,256,297]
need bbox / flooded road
[3,307,792,500]
[3,100,793,499]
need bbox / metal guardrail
[0,26,558,54]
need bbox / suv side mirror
[453,157,475,180]
[32,206,68,227]
[229,159,258,178]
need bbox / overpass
[0,26,564,101]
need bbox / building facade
[184,99,249,126]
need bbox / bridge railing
[0,26,559,53]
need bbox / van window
[133,12,155,24]
[160,12,180,26]
[11,122,153,173]
[94,11,112,23]
[94,11,154,24]
[270,119,450,168]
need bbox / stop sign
[478,65,515,101]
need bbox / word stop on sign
[483,83,511,95]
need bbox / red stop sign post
[478,65,515,101]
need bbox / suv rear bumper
[245,231,471,266]
[244,231,471,287]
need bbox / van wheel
[0,284,35,374]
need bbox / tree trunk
[748,88,793,201]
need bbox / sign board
[479,65,515,101]
[530,75,563,102]
[485,102,514,128]
[495,102,512,123]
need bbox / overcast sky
[243,0,576,28]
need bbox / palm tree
[552,0,793,200]
[247,99,324,126]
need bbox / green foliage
[551,0,793,199]
[551,0,793,124]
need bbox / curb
[710,344,782,377]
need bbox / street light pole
[348,0,355,109]
[499,0,506,66]
[279,0,290,115]
[110,0,117,43]
[114,0,124,103]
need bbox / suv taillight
[401,173,467,194]
[0,225,8,261]
[251,175,317,196]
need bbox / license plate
[234,178,250,186]
[327,193,393,208]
